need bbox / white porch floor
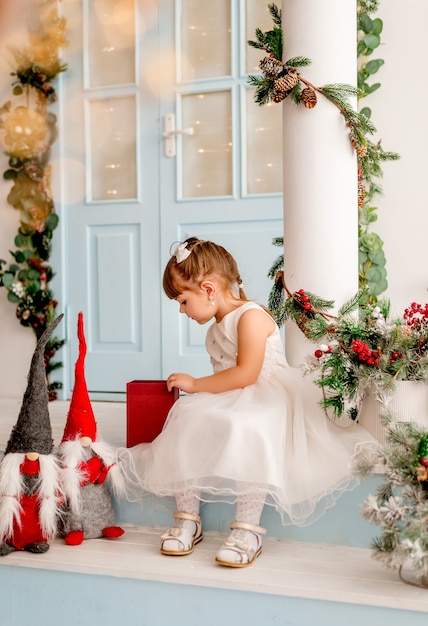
[0,398,427,617]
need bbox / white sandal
[160,511,203,556]
[215,521,266,568]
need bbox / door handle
[163,113,194,158]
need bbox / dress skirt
[124,302,375,526]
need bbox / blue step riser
[0,565,426,626]
[115,475,382,548]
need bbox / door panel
[62,0,283,398]
[63,0,161,398]
[159,0,283,378]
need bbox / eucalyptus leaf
[371,18,383,36]
[369,250,386,265]
[14,233,27,247]
[370,278,388,296]
[46,213,59,230]
[7,291,20,303]
[366,267,382,282]
[359,249,368,265]
[365,59,384,75]
[365,83,381,95]
[18,269,27,281]
[27,269,40,280]
[2,272,14,288]
[364,33,380,49]
[3,169,17,180]
[359,14,373,33]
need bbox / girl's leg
[216,492,266,568]
[160,491,203,556]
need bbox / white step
[1,399,427,625]
[0,526,427,625]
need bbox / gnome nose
[80,436,92,448]
[26,452,40,461]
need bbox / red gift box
[126,380,179,447]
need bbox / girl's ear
[200,280,215,297]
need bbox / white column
[282,0,358,365]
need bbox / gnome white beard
[0,454,25,540]
[0,453,61,542]
[58,439,87,516]
[38,454,62,538]
[59,438,126,512]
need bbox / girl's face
[175,286,215,325]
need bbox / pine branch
[284,56,311,68]
[337,289,371,316]
[268,3,282,26]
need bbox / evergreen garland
[251,3,399,302]
[0,0,67,399]
[357,415,428,588]
[274,274,428,420]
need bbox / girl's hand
[167,372,196,393]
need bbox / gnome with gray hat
[0,314,64,556]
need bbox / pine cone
[259,56,284,77]
[272,75,294,103]
[300,87,317,109]
[281,69,299,91]
[350,135,368,157]
[358,179,366,208]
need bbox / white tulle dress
[127,302,375,526]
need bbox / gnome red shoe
[65,530,84,545]
[102,526,124,539]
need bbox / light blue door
[62,0,283,399]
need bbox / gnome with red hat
[57,312,125,545]
[0,315,64,556]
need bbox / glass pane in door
[181,90,232,198]
[88,96,137,201]
[180,0,231,80]
[246,89,283,194]
[86,0,136,87]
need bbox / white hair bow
[174,242,192,263]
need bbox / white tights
[175,490,265,526]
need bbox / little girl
[128,237,373,567]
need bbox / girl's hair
[162,237,248,301]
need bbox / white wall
[368,0,428,316]
[0,0,426,399]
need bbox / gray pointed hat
[5,314,64,455]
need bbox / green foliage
[251,3,399,303]
[358,417,428,585]
[247,3,283,61]
[268,277,428,420]
[356,0,399,299]
[0,3,66,398]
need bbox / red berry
[314,350,323,358]
[298,289,305,295]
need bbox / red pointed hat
[61,312,97,443]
